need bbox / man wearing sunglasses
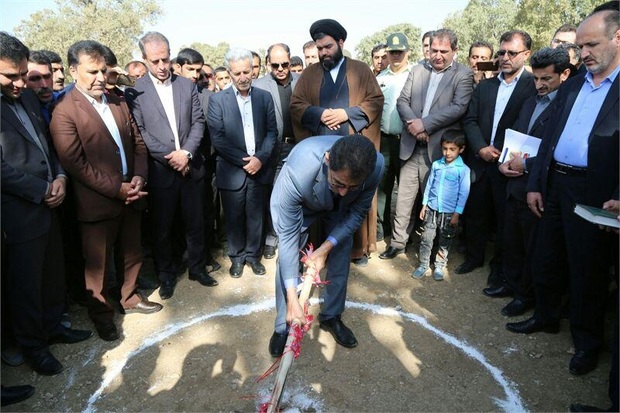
[254,43,301,261]
[268,134,384,357]
[459,30,536,291]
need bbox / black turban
[309,19,347,42]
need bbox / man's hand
[165,150,190,172]
[321,108,348,130]
[478,145,501,162]
[44,177,67,208]
[242,156,263,175]
[527,192,544,218]
[285,286,307,327]
[419,204,427,220]
[406,118,425,136]
[601,199,620,234]
[124,176,148,204]
[415,132,429,143]
[304,240,332,275]
[450,213,460,227]
[499,156,523,177]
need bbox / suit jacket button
[115,150,120,154]
[41,160,46,165]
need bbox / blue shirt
[422,155,471,214]
[553,64,620,166]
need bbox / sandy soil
[1,238,615,412]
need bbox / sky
[1,0,469,60]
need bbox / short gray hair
[139,31,170,58]
[224,48,253,71]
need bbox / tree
[14,0,162,66]
[356,23,422,66]
[515,0,598,51]
[185,42,230,69]
[443,0,519,63]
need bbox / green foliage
[14,0,162,66]
[443,0,519,63]
[515,0,599,51]
[185,42,230,69]
[443,0,599,63]
[355,23,422,65]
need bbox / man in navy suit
[459,30,536,291]
[268,134,384,357]
[507,10,619,377]
[207,48,277,279]
[125,32,218,300]
[497,47,571,317]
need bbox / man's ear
[325,151,330,165]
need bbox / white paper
[499,128,542,163]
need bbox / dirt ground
[1,237,615,412]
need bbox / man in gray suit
[125,32,218,301]
[1,32,92,376]
[380,29,474,260]
[253,43,300,260]
[268,134,384,357]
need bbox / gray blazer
[1,90,64,243]
[270,135,384,282]
[397,61,474,162]
[252,72,300,139]
[125,74,206,188]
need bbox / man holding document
[495,47,571,316]
[506,9,619,377]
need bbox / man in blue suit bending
[268,134,384,357]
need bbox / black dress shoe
[124,300,163,314]
[229,262,245,278]
[159,280,176,300]
[379,246,405,260]
[569,350,598,376]
[506,316,560,334]
[1,385,35,406]
[189,272,219,286]
[269,331,288,357]
[96,323,120,341]
[454,261,482,274]
[351,255,368,267]
[320,317,358,348]
[249,261,266,275]
[487,270,504,287]
[206,259,222,273]
[26,350,63,376]
[482,285,514,298]
[137,275,160,290]
[569,403,607,412]
[49,326,93,344]
[501,299,534,317]
[263,245,277,259]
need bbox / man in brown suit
[50,40,162,342]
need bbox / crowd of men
[1,3,618,410]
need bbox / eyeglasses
[328,171,361,192]
[497,50,527,59]
[270,62,290,70]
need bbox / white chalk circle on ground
[84,298,526,413]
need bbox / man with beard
[458,30,536,289]
[25,52,54,124]
[290,18,383,266]
[253,43,301,260]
